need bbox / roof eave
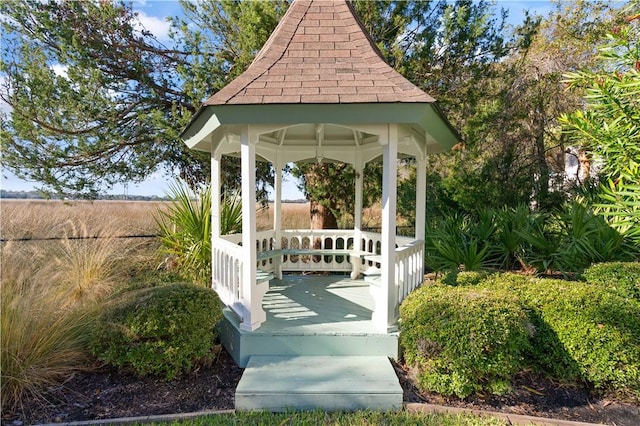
[182,102,459,154]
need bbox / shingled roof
[205,0,435,105]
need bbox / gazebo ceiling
[180,0,461,163]
[212,121,431,165]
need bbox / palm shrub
[555,201,636,270]
[424,211,498,272]
[156,182,213,285]
[494,205,534,270]
[519,202,636,274]
[220,190,242,236]
[156,182,243,286]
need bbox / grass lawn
[153,410,508,425]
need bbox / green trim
[182,103,459,152]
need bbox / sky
[1,0,554,200]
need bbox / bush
[528,280,640,397]
[473,273,640,398]
[400,284,532,398]
[583,262,640,301]
[90,284,223,380]
[440,271,489,287]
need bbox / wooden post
[273,156,283,279]
[211,152,221,291]
[211,152,221,240]
[374,124,398,333]
[240,126,265,331]
[352,156,364,279]
[415,156,427,241]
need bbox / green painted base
[236,355,403,412]
[218,308,398,368]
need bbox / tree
[293,0,518,228]
[430,0,627,214]
[0,0,284,198]
[561,1,640,244]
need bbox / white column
[211,153,221,240]
[415,156,427,241]
[211,152,221,291]
[374,124,398,333]
[273,157,283,279]
[351,157,364,279]
[240,126,265,331]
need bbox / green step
[218,308,398,367]
[235,355,403,412]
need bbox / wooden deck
[218,273,398,368]
[259,273,376,334]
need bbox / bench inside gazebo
[180,0,459,412]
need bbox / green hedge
[422,272,640,398]
[583,262,640,301]
[400,285,532,398]
[90,284,222,380]
[529,280,640,395]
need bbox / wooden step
[218,308,398,367]
[235,355,403,412]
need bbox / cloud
[135,11,171,42]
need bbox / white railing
[256,230,277,272]
[212,237,243,308]
[395,239,424,303]
[213,230,425,330]
[279,229,355,272]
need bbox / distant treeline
[1,189,309,203]
[0,190,168,201]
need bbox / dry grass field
[1,199,385,241]
[1,199,168,240]
[257,202,384,231]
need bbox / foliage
[90,284,222,380]
[0,0,282,197]
[0,243,94,411]
[156,182,212,285]
[518,201,637,274]
[583,262,640,301]
[468,273,640,398]
[561,3,640,246]
[156,181,245,286]
[400,284,532,398]
[424,212,497,272]
[425,205,537,273]
[219,191,243,237]
[493,205,534,269]
[596,176,640,246]
[425,202,636,275]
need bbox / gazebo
[181,1,458,408]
